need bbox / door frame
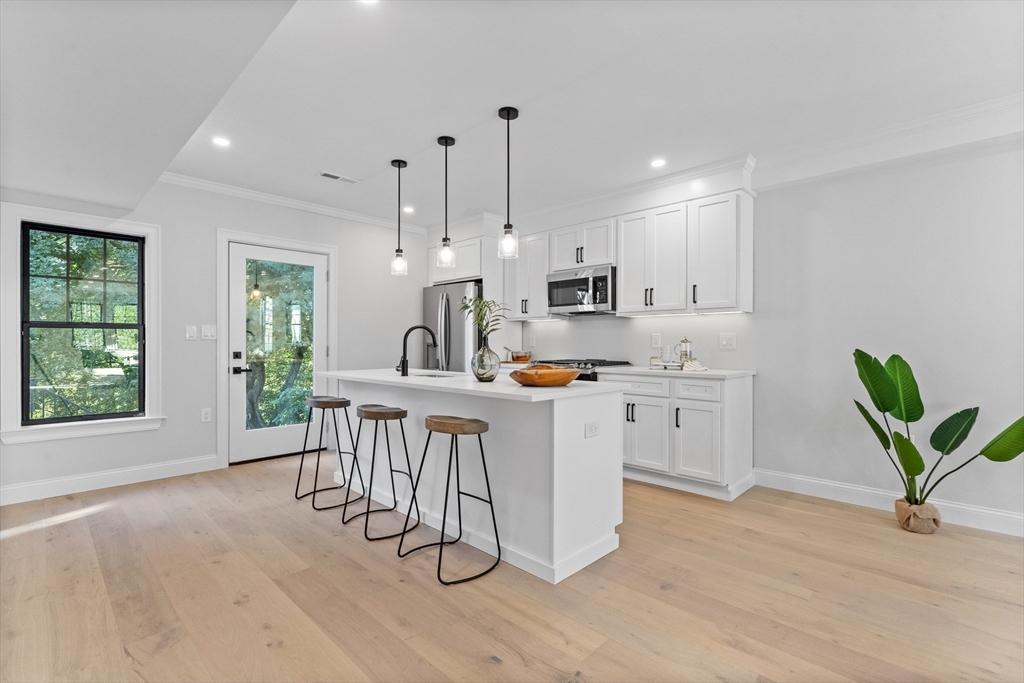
[216,229,338,469]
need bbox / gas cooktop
[534,359,632,380]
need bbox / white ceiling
[0,0,294,210]
[4,1,1022,226]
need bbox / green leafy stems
[853,349,1024,505]
[459,296,507,338]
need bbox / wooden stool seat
[357,404,408,421]
[425,415,489,435]
[305,395,351,410]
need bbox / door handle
[693,284,697,304]
[232,366,253,375]
[676,407,680,428]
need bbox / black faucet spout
[399,325,438,376]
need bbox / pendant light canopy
[436,136,456,268]
[391,159,408,276]
[497,106,520,259]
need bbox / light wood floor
[1,455,1022,683]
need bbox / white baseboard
[623,467,755,501]
[0,455,220,507]
[754,468,1024,537]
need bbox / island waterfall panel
[317,369,624,583]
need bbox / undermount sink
[411,373,452,378]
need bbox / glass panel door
[229,243,328,463]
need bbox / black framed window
[21,221,145,425]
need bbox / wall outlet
[585,421,599,438]
[719,332,737,350]
[185,325,197,340]
[651,333,661,348]
[201,408,212,423]
[528,335,536,348]
[201,325,217,340]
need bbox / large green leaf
[980,417,1024,462]
[884,354,924,423]
[929,408,979,455]
[893,432,926,477]
[854,400,890,450]
[853,349,898,413]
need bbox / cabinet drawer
[674,379,721,402]
[600,376,670,397]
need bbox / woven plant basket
[895,498,941,534]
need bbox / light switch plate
[201,408,212,423]
[585,421,599,438]
[201,325,217,340]
[528,335,536,348]
[185,325,197,341]
[719,333,737,350]
[651,333,661,348]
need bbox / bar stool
[294,396,365,511]
[398,415,501,585]
[341,404,421,540]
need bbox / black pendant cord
[505,115,510,227]
[397,164,401,251]
[444,143,448,241]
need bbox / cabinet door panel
[504,254,524,320]
[650,204,687,311]
[673,399,721,482]
[632,397,671,472]
[621,398,634,464]
[550,227,581,272]
[525,234,549,318]
[581,220,613,266]
[690,195,737,310]
[454,239,482,280]
[617,213,649,313]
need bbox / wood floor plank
[0,457,1020,682]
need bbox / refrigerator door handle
[437,292,446,371]
[444,292,452,370]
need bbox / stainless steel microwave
[547,265,616,315]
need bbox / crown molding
[157,172,427,234]
[519,154,756,222]
[755,93,1024,191]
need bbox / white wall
[0,181,426,500]
[525,140,1024,516]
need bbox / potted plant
[459,296,507,382]
[853,349,1023,533]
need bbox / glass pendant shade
[498,226,519,259]
[391,248,408,276]
[437,237,455,268]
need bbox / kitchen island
[316,368,624,583]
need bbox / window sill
[0,415,165,444]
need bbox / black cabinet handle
[625,403,630,423]
[650,288,654,306]
[676,407,680,428]
[630,403,636,422]
[580,246,584,263]
[644,288,649,306]
[525,300,528,314]
[693,284,697,304]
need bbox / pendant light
[497,106,520,259]
[390,159,408,276]
[250,271,262,299]
[436,136,456,268]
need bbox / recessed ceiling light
[213,137,230,147]
[650,159,666,168]
[403,206,414,213]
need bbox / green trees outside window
[21,222,144,424]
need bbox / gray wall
[525,140,1024,514]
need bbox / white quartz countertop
[317,369,624,402]
[596,366,756,380]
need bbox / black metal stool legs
[342,417,420,538]
[295,406,346,504]
[398,432,501,585]
[397,432,462,558]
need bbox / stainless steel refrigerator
[421,280,481,372]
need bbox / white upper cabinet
[617,192,752,316]
[689,194,737,310]
[505,232,549,320]
[616,203,688,314]
[430,237,483,284]
[549,218,615,271]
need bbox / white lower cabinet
[622,396,671,472]
[603,370,754,501]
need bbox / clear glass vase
[471,335,501,382]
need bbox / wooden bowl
[509,364,580,387]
